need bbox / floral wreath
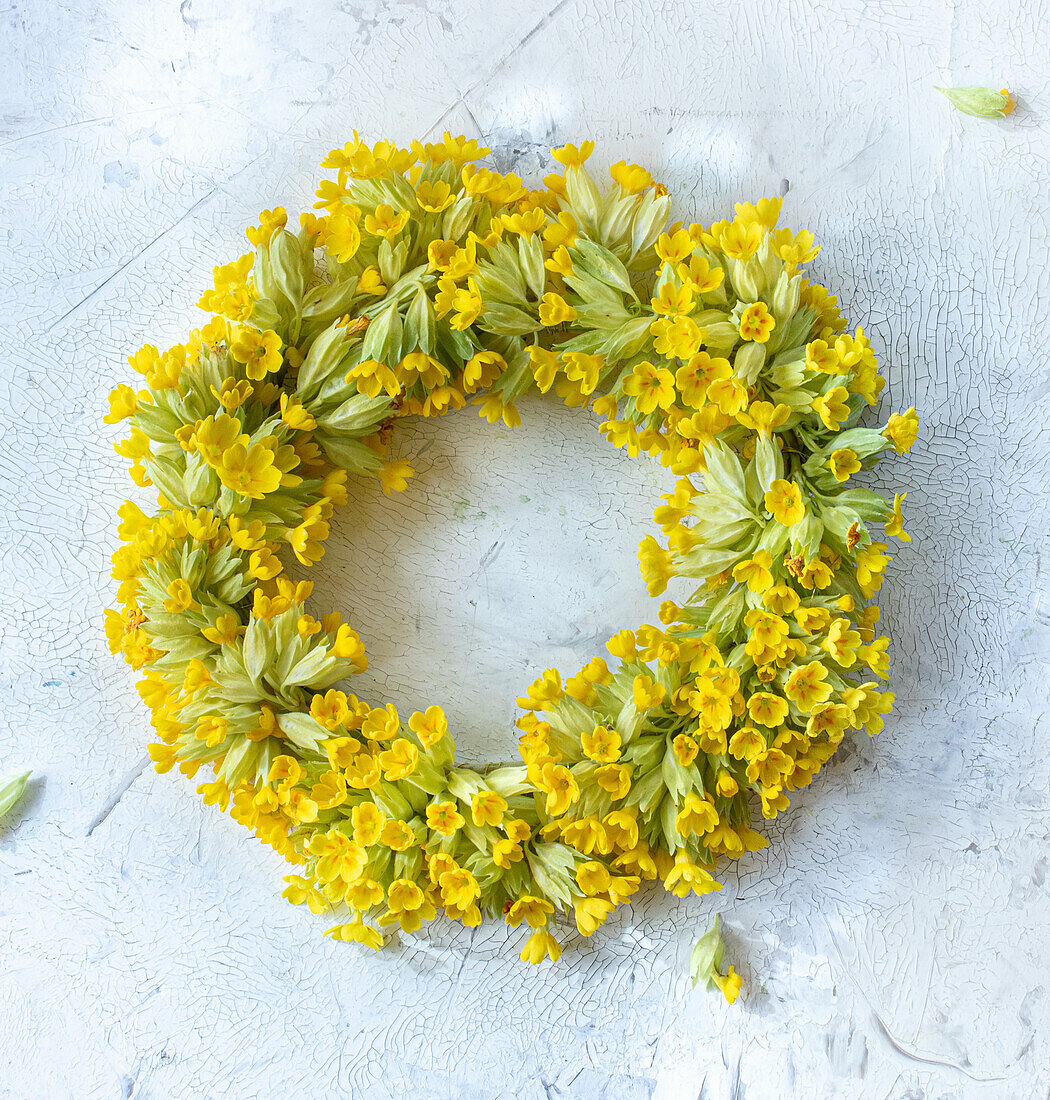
[105,134,917,1002]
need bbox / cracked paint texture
[1,1,1049,1097]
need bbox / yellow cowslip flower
[415,179,455,213]
[655,228,694,264]
[690,677,734,731]
[651,316,703,362]
[229,328,282,381]
[346,359,400,398]
[427,237,458,272]
[460,350,505,394]
[672,349,729,406]
[381,819,416,851]
[163,578,194,613]
[762,585,800,616]
[675,793,718,838]
[326,919,383,950]
[279,392,316,431]
[747,692,790,728]
[245,206,287,246]
[745,748,793,788]
[228,514,266,551]
[793,605,830,635]
[501,208,547,236]
[194,413,245,468]
[735,196,782,231]
[575,861,611,897]
[805,338,841,374]
[331,625,367,670]
[732,549,773,593]
[651,281,695,317]
[439,866,480,911]
[517,668,563,711]
[632,674,666,711]
[797,556,833,590]
[713,966,743,1003]
[855,541,891,596]
[716,219,764,260]
[744,609,789,650]
[104,384,149,423]
[562,352,603,396]
[194,715,227,747]
[344,753,380,790]
[325,211,362,263]
[624,361,676,415]
[310,770,347,811]
[706,376,748,417]
[218,441,282,499]
[681,254,723,295]
[672,733,699,767]
[311,689,350,732]
[363,204,409,240]
[538,292,577,327]
[785,661,833,711]
[737,400,790,435]
[519,930,562,964]
[885,492,910,542]
[506,895,554,929]
[356,265,386,295]
[764,479,805,526]
[539,762,579,817]
[551,140,594,167]
[812,386,851,431]
[593,764,631,801]
[344,877,384,911]
[574,896,615,936]
[469,790,507,828]
[738,302,775,343]
[351,801,386,846]
[772,227,819,269]
[883,406,919,453]
[378,738,419,781]
[581,724,621,763]
[824,617,861,666]
[426,800,464,837]
[610,160,653,194]
[309,829,367,884]
[248,546,282,580]
[829,447,861,482]
[542,209,577,251]
[361,703,399,743]
[408,704,447,747]
[283,875,326,915]
[492,838,523,868]
[663,853,721,899]
[606,629,638,662]
[715,769,739,798]
[378,878,435,934]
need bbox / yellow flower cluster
[104,134,916,996]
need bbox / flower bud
[936,85,1015,118]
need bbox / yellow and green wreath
[104,134,917,1001]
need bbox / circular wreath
[104,134,917,1000]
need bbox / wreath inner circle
[104,133,917,998]
[293,389,672,758]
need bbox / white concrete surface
[2,1,1049,1097]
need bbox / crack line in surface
[462,0,577,102]
[85,755,151,837]
[44,187,219,335]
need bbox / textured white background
[2,1,1049,1097]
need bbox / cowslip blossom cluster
[104,134,916,996]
